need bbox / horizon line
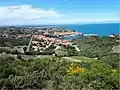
[0,22,119,27]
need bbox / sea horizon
[0,22,119,36]
[0,22,119,27]
[56,23,119,36]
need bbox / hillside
[0,36,119,90]
[72,36,120,69]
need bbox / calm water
[56,23,119,36]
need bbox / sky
[0,0,120,25]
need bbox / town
[0,26,83,59]
[0,26,117,60]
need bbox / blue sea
[47,23,119,36]
[56,23,119,36]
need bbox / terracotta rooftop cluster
[34,35,70,45]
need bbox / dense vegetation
[0,36,119,89]
[0,56,119,90]
[72,36,120,69]
[0,37,30,47]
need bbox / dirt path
[62,57,82,62]
[26,34,34,52]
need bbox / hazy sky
[0,0,120,25]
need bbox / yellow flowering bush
[67,63,85,75]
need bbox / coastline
[39,23,119,36]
